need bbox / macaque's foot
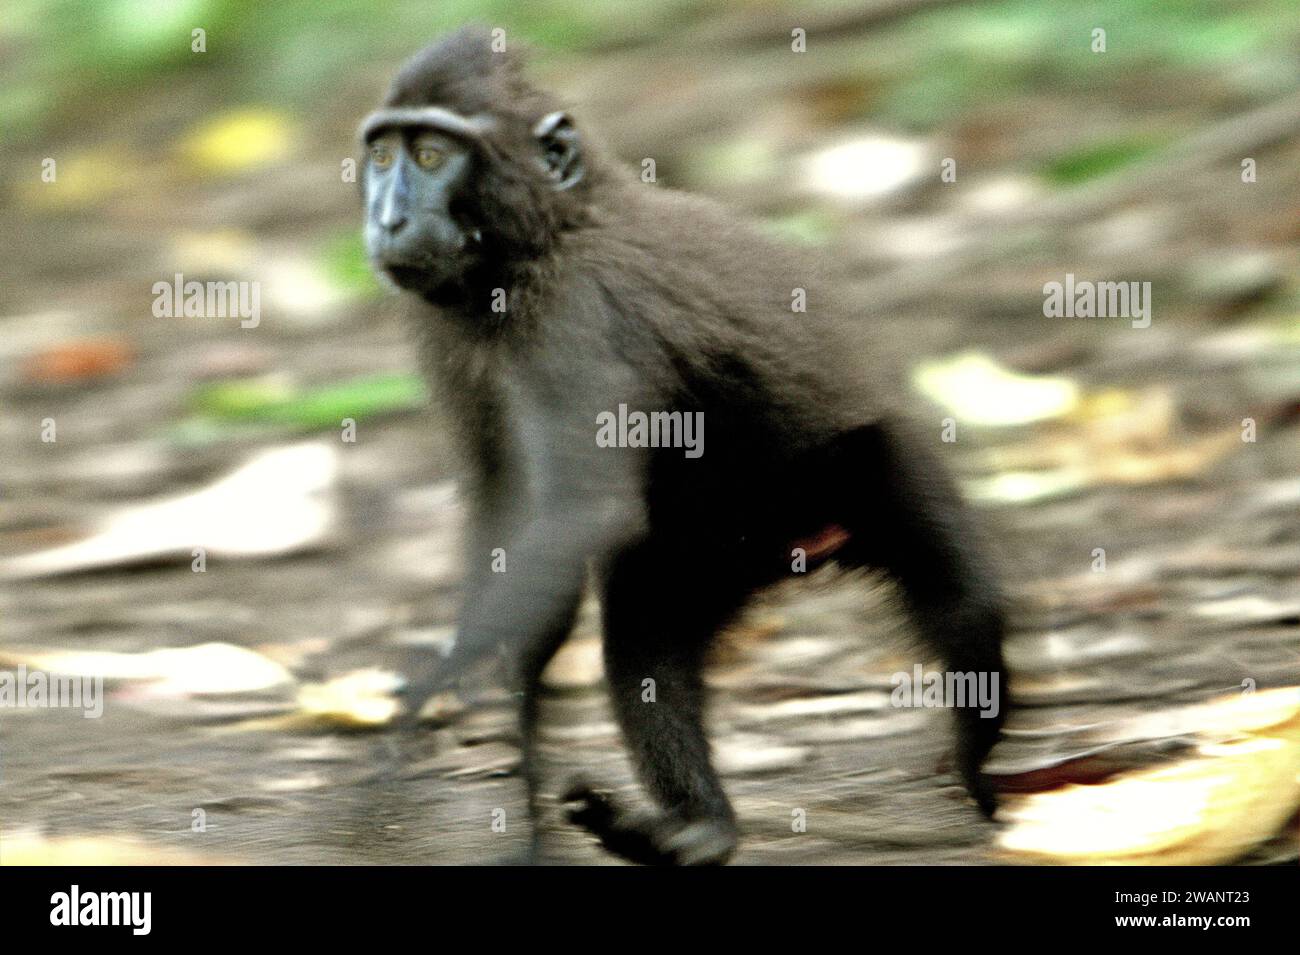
[955,709,1003,819]
[962,765,999,820]
[563,781,737,866]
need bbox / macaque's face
[363,127,479,293]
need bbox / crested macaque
[360,26,1007,865]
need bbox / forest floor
[2,2,1298,864]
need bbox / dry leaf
[999,687,1300,864]
[913,352,1080,426]
[22,338,134,383]
[2,643,293,697]
[295,669,401,727]
[541,636,604,689]
[1,831,231,866]
[0,443,339,578]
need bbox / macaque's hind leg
[565,544,744,865]
[835,422,1008,817]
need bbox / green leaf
[190,373,427,429]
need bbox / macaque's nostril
[381,212,408,234]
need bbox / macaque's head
[360,26,589,299]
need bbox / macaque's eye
[369,144,393,169]
[415,145,445,170]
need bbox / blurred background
[1,0,1298,865]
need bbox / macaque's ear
[533,111,584,190]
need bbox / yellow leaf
[965,467,1088,504]
[1,831,231,866]
[999,687,1300,864]
[179,109,295,173]
[295,669,401,727]
[913,352,1079,427]
[17,147,140,209]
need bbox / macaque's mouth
[384,265,431,288]
[384,251,477,292]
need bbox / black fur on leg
[563,781,737,866]
[830,421,1009,817]
[562,543,744,865]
